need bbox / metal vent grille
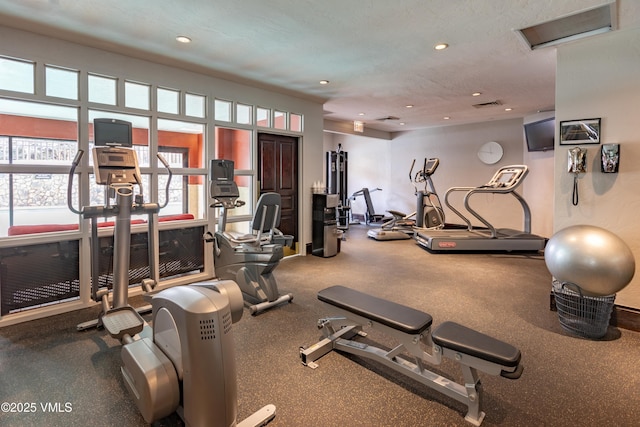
[222,311,232,334]
[200,318,216,340]
[472,100,503,109]
[516,3,616,50]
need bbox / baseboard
[611,305,640,331]
[550,293,640,333]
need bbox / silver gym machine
[205,159,293,315]
[326,144,350,229]
[367,158,444,241]
[68,119,276,426]
[416,165,546,252]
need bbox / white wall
[523,112,556,238]
[555,26,640,308]
[326,118,554,238]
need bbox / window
[158,119,206,219]
[157,87,179,114]
[215,127,251,170]
[0,57,34,94]
[0,99,78,236]
[228,175,252,217]
[10,137,77,165]
[290,113,303,132]
[214,127,252,219]
[274,110,286,130]
[125,81,150,110]
[88,74,117,105]
[256,107,270,127]
[0,99,78,165]
[236,103,252,125]
[45,66,79,100]
[185,93,205,118]
[0,174,9,233]
[215,99,232,122]
[0,136,7,164]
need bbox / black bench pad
[432,321,521,368]
[317,286,433,335]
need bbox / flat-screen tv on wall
[524,117,555,152]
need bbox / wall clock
[477,141,503,165]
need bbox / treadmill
[416,165,546,252]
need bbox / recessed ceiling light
[358,112,365,116]
[319,80,330,85]
[505,108,513,111]
[405,105,414,108]
[434,43,449,50]
[443,116,450,120]
[176,36,192,43]
[472,92,482,97]
[399,122,406,126]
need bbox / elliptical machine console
[68,119,276,426]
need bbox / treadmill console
[92,146,142,186]
[485,167,526,189]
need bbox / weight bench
[299,285,523,426]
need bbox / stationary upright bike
[68,119,276,427]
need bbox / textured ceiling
[0,0,639,132]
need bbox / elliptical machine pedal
[101,307,145,341]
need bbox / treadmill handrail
[444,165,531,238]
[444,186,476,231]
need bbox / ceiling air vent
[375,116,400,121]
[516,2,617,50]
[472,100,503,109]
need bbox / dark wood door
[257,133,298,248]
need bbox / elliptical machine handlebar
[157,153,173,209]
[409,158,416,183]
[67,149,85,215]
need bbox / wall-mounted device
[568,147,587,206]
[524,117,555,152]
[601,143,620,173]
[568,146,587,174]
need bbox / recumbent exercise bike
[205,159,293,315]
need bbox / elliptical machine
[68,119,276,427]
[367,158,445,241]
[413,157,445,229]
[205,159,293,315]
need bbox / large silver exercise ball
[545,225,635,296]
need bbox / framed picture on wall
[559,118,601,145]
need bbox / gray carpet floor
[1,224,639,427]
